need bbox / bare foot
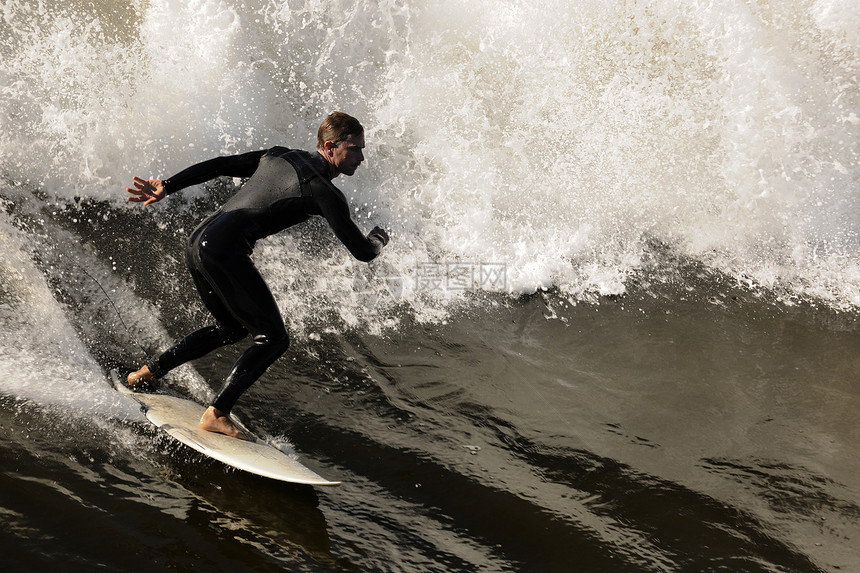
[127,365,155,388]
[199,406,251,440]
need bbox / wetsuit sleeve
[312,182,383,262]
[161,150,268,195]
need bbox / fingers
[126,180,148,202]
[126,187,144,202]
[127,177,146,193]
[126,177,163,203]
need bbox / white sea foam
[0,212,140,416]
[1,0,857,332]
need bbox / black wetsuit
[147,147,384,413]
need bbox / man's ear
[323,140,336,157]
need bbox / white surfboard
[110,369,340,486]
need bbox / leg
[128,266,248,387]
[199,331,289,439]
[191,245,290,436]
[210,331,291,413]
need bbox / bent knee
[253,331,290,353]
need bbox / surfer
[124,112,389,439]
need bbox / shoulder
[265,148,331,183]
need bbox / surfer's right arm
[126,150,268,206]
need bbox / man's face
[329,132,365,176]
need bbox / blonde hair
[317,112,364,150]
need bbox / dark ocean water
[1,199,857,571]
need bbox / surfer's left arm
[313,182,389,262]
[126,149,268,206]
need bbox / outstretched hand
[369,226,390,247]
[126,177,165,206]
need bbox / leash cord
[79,266,150,360]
